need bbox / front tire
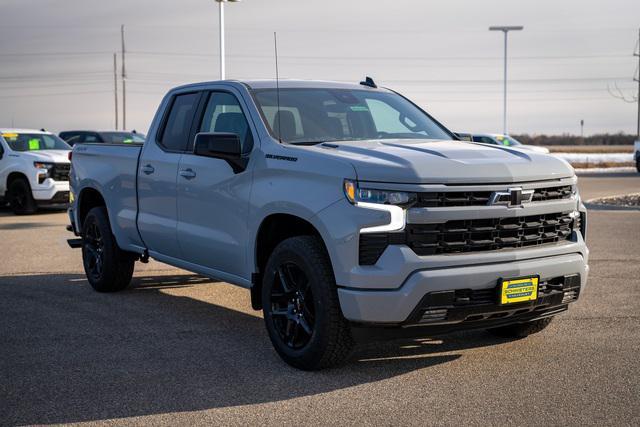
[81,206,135,292]
[262,236,354,370]
[8,178,37,215]
[487,317,554,339]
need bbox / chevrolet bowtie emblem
[489,187,534,207]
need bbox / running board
[67,238,83,249]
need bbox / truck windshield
[2,132,70,151]
[99,132,145,144]
[495,135,522,146]
[252,88,453,144]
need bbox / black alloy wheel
[83,219,104,283]
[269,262,316,349]
[262,236,354,370]
[81,206,135,292]
[8,178,37,215]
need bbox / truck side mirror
[193,132,248,173]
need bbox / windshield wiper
[287,140,325,146]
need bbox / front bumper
[32,180,69,202]
[338,252,588,324]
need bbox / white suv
[0,128,71,214]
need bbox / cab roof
[173,79,391,92]
[0,128,52,135]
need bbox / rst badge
[489,187,534,207]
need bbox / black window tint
[198,92,253,153]
[160,92,200,151]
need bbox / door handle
[141,164,155,175]
[179,168,196,180]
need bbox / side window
[482,137,498,145]
[198,92,253,153]
[159,92,200,152]
[83,133,100,143]
[60,132,78,144]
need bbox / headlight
[34,161,54,170]
[34,161,54,183]
[344,179,412,233]
[344,180,416,206]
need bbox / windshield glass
[99,132,145,144]
[2,132,70,151]
[495,135,522,146]
[252,88,453,144]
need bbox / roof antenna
[360,76,377,88]
[274,31,282,143]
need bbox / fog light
[420,308,448,323]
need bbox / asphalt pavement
[1,172,639,426]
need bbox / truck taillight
[68,151,73,161]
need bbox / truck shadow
[0,272,508,424]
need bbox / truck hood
[300,139,573,184]
[17,150,70,164]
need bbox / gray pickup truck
[68,79,589,370]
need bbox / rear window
[99,132,145,144]
[1,132,70,151]
[159,92,200,151]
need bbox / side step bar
[67,238,83,249]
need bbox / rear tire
[487,317,554,339]
[8,178,37,215]
[81,206,135,292]
[262,236,354,370]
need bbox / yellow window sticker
[28,138,40,150]
[2,133,18,139]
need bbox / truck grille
[414,185,573,208]
[359,212,575,264]
[407,212,574,255]
[51,163,70,181]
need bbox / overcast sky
[1,0,638,136]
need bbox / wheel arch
[6,171,29,191]
[251,213,332,310]
[77,187,107,231]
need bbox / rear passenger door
[137,91,202,260]
[176,90,255,280]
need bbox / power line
[0,51,112,57]
[126,50,631,61]
[0,90,111,99]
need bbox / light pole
[215,0,241,80]
[489,26,523,135]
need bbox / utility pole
[121,24,127,130]
[635,27,639,141]
[489,26,524,135]
[580,119,584,139]
[113,53,119,130]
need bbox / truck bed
[72,143,144,251]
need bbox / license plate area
[499,276,539,305]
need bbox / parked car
[0,128,71,214]
[59,130,145,146]
[67,79,588,370]
[469,133,550,154]
[635,140,640,173]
